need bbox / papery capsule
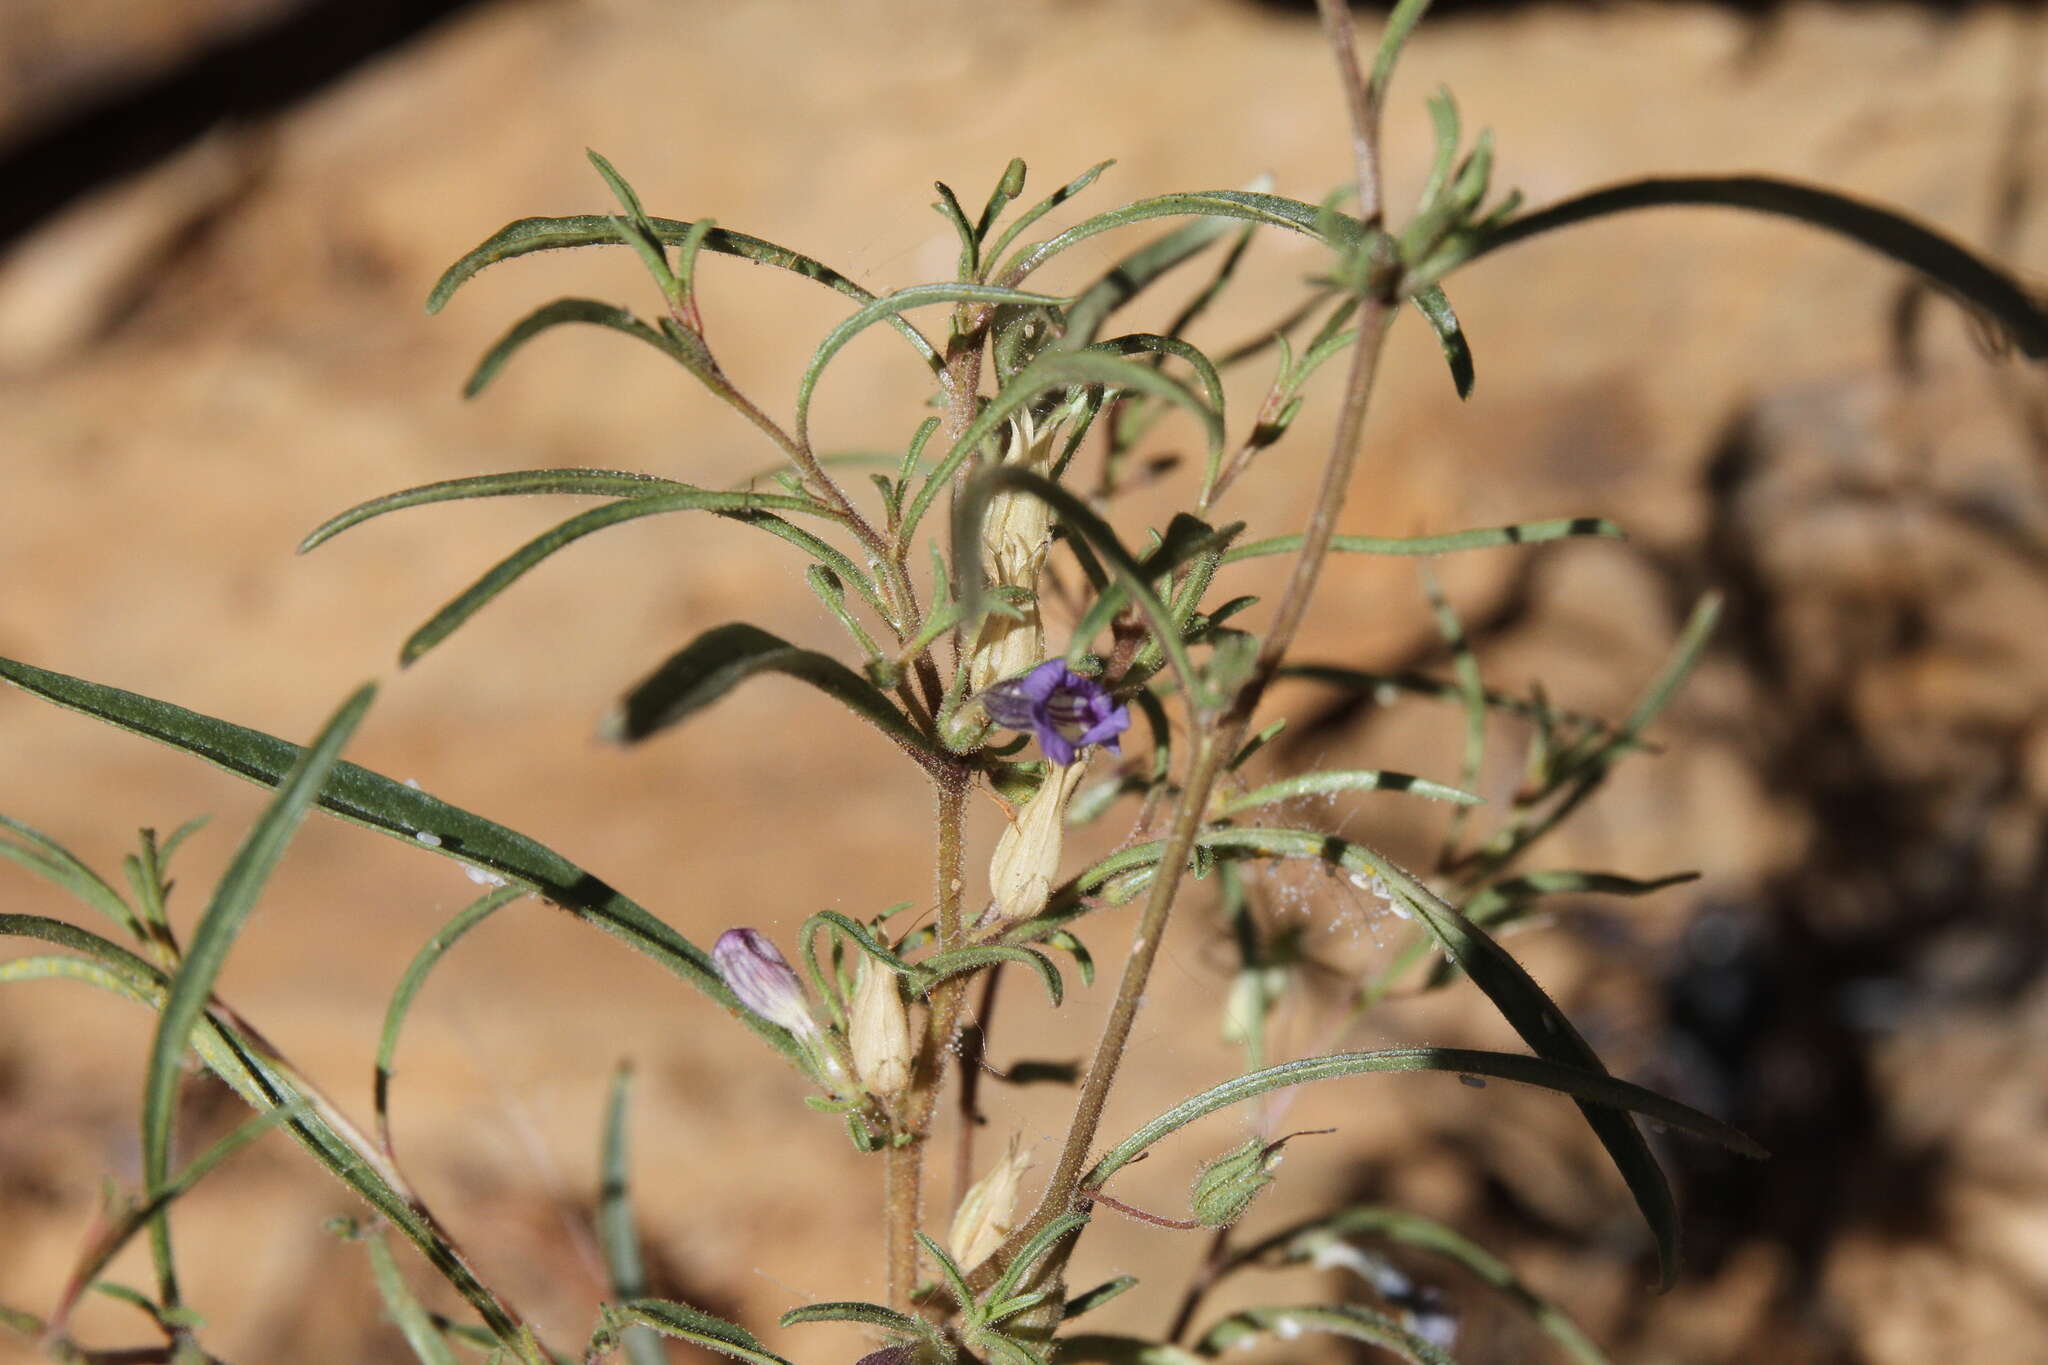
[988,761,1087,925]
[712,928,819,1039]
[849,956,912,1099]
[950,1136,1032,1271]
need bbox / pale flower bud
[950,1136,1032,1271]
[849,956,912,1099]
[966,414,1059,693]
[712,928,818,1039]
[988,760,1087,925]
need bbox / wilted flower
[849,955,912,1099]
[950,1136,1032,1270]
[713,928,818,1039]
[981,660,1129,766]
[988,760,1087,925]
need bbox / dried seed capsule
[849,955,912,1099]
[988,761,1087,925]
[950,1136,1032,1271]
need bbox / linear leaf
[797,283,1069,448]
[377,887,524,1152]
[1409,284,1474,399]
[999,190,1357,288]
[367,1234,464,1365]
[1086,1045,1761,1189]
[1061,212,1242,346]
[779,1301,927,1335]
[1224,517,1621,563]
[428,214,942,372]
[1432,175,2048,358]
[299,469,697,553]
[462,298,707,399]
[601,622,941,767]
[1214,768,1480,817]
[0,655,810,1070]
[0,813,138,936]
[598,1065,665,1365]
[395,487,864,666]
[142,684,372,1247]
[610,1300,790,1365]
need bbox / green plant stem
[885,765,973,1313]
[967,3,1399,1299]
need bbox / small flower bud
[950,1136,1031,1271]
[849,956,912,1099]
[988,761,1087,925]
[713,928,818,1039]
[1188,1138,1276,1228]
[1188,1130,1329,1228]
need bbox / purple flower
[712,928,817,1038]
[981,660,1130,766]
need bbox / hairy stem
[966,1,1400,1298]
[885,766,973,1312]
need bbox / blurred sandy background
[2,1,2045,1361]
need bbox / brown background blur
[2,2,2044,1362]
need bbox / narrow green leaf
[999,190,1355,289]
[142,685,372,1232]
[984,1212,1089,1310]
[0,655,811,1070]
[598,1065,665,1365]
[1086,1045,1760,1190]
[983,160,1117,280]
[920,945,1064,1007]
[395,488,862,667]
[0,813,139,937]
[461,298,710,400]
[427,214,943,373]
[1368,0,1438,108]
[601,622,941,767]
[1409,284,1474,399]
[299,469,695,553]
[1224,516,1621,563]
[1060,212,1241,346]
[587,151,680,304]
[1061,1276,1137,1321]
[1197,1304,1455,1365]
[368,1233,465,1365]
[610,1300,790,1365]
[1215,768,1480,817]
[915,1230,977,1316]
[1430,175,2048,358]
[377,887,524,1152]
[934,181,980,277]
[779,1300,927,1335]
[796,283,1071,450]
